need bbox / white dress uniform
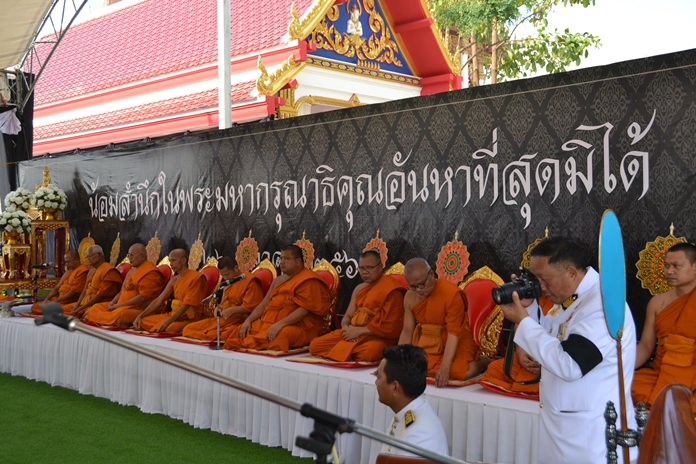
[515,268,638,464]
[381,394,449,457]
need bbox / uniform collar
[394,395,425,422]
[563,267,598,310]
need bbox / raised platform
[0,317,539,463]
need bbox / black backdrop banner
[19,50,696,327]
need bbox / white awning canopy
[0,0,54,69]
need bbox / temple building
[32,0,462,155]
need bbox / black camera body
[491,270,542,305]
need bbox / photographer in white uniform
[500,237,637,463]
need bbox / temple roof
[34,0,313,105]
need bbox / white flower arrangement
[4,188,32,212]
[31,184,68,211]
[0,210,31,234]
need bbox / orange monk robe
[31,264,89,315]
[182,276,265,340]
[139,268,208,335]
[632,288,696,414]
[309,274,405,362]
[84,261,166,326]
[479,296,554,396]
[224,268,330,351]
[411,279,477,380]
[62,262,122,315]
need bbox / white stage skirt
[0,317,539,463]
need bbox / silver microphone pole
[34,303,467,464]
[211,302,222,350]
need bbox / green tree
[429,0,601,85]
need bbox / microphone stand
[211,299,222,351]
[34,303,466,464]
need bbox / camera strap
[503,324,541,385]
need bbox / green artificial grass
[0,373,311,463]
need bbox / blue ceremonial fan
[599,210,626,340]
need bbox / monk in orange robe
[182,256,265,341]
[224,244,330,352]
[309,249,405,362]
[479,296,554,396]
[398,258,480,387]
[66,245,123,319]
[133,248,208,335]
[28,250,89,315]
[632,242,696,413]
[84,243,166,327]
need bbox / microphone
[218,274,247,288]
[34,302,77,331]
[203,274,247,302]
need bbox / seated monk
[181,256,265,341]
[133,248,208,335]
[309,249,405,362]
[20,250,89,315]
[632,242,696,414]
[84,243,166,327]
[479,295,554,396]
[399,258,481,387]
[224,244,330,352]
[66,245,123,319]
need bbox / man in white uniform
[501,237,637,463]
[374,344,449,457]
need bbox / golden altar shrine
[0,167,70,296]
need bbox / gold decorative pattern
[236,230,260,273]
[109,232,121,266]
[520,226,549,270]
[256,55,306,97]
[157,256,171,267]
[461,265,505,287]
[146,232,161,263]
[294,231,315,269]
[307,57,420,85]
[252,258,278,280]
[79,233,95,265]
[288,0,336,40]
[363,229,388,266]
[384,262,404,276]
[188,233,204,270]
[278,91,363,119]
[310,0,403,68]
[312,258,340,332]
[636,224,688,295]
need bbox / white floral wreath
[31,184,68,211]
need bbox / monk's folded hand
[239,320,252,339]
[267,322,283,340]
[154,319,171,333]
[518,349,541,373]
[342,325,364,342]
[435,365,451,387]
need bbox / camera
[491,269,542,305]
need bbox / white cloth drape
[0,317,539,463]
[0,108,21,135]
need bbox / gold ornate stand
[29,220,70,277]
[2,244,31,279]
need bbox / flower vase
[4,231,20,245]
[40,209,58,221]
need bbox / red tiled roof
[35,80,256,139]
[34,0,313,105]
